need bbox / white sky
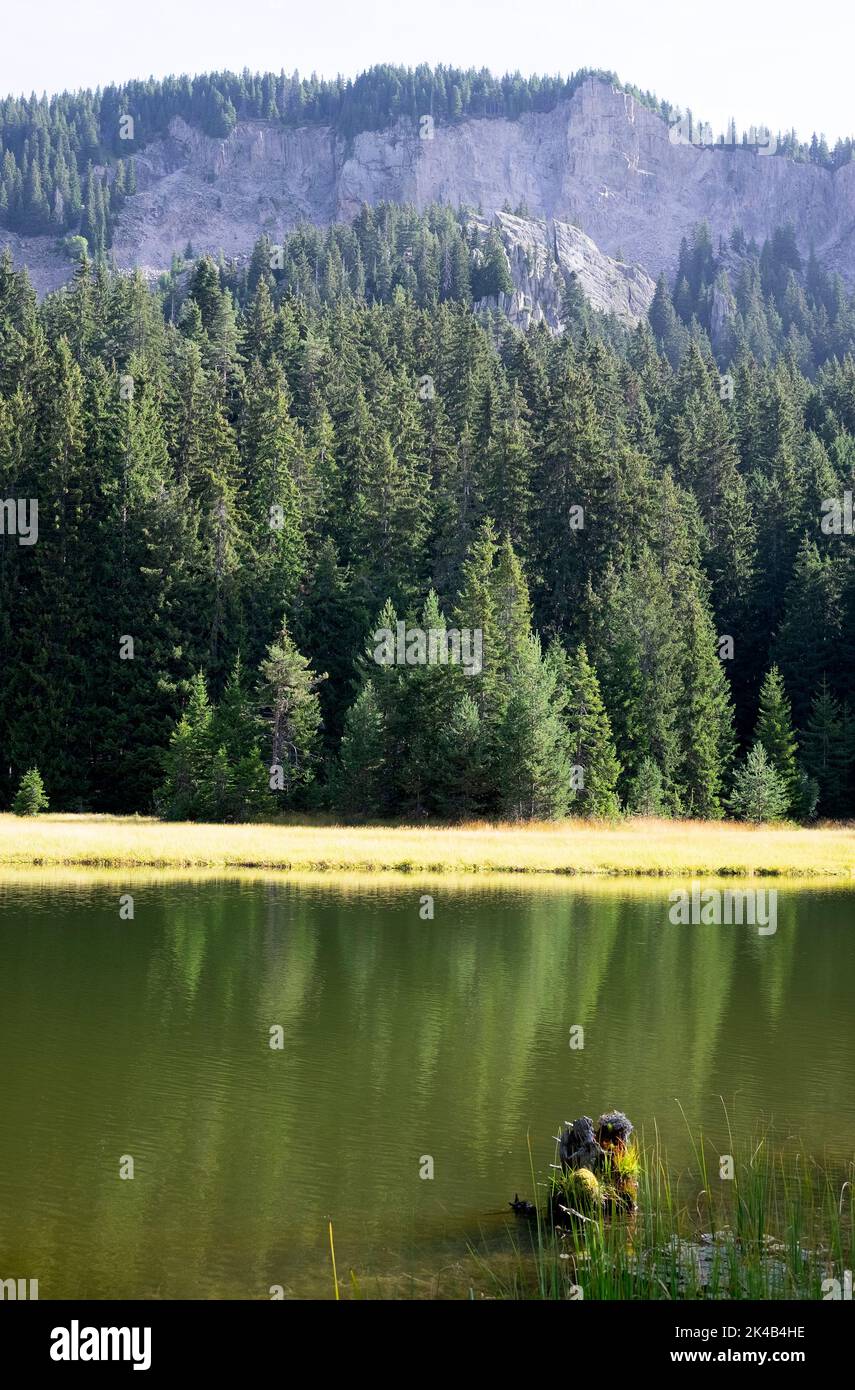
[1,0,852,145]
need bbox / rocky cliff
[473,211,655,328]
[5,75,855,316]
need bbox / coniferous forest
[2,205,855,823]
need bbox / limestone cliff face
[6,75,855,313]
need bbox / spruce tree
[157,672,215,820]
[495,636,571,820]
[12,767,49,816]
[754,665,799,810]
[258,621,325,806]
[336,682,387,817]
[210,656,270,820]
[392,589,463,816]
[436,690,482,820]
[803,676,846,817]
[676,584,735,818]
[453,518,499,723]
[728,742,790,822]
[627,757,668,817]
[558,642,621,817]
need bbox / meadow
[0,812,853,876]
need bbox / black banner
[2,1296,851,1376]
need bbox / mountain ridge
[4,75,855,314]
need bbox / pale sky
[1,0,852,145]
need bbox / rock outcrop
[473,211,656,328]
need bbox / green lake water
[0,876,852,1298]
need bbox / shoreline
[1,814,853,878]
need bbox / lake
[0,873,852,1298]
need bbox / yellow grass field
[0,813,853,878]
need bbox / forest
[1,205,855,823]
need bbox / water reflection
[0,875,852,1297]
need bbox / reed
[475,1114,854,1301]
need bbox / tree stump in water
[551,1110,638,1224]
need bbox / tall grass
[477,1116,854,1300]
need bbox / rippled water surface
[0,876,852,1298]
